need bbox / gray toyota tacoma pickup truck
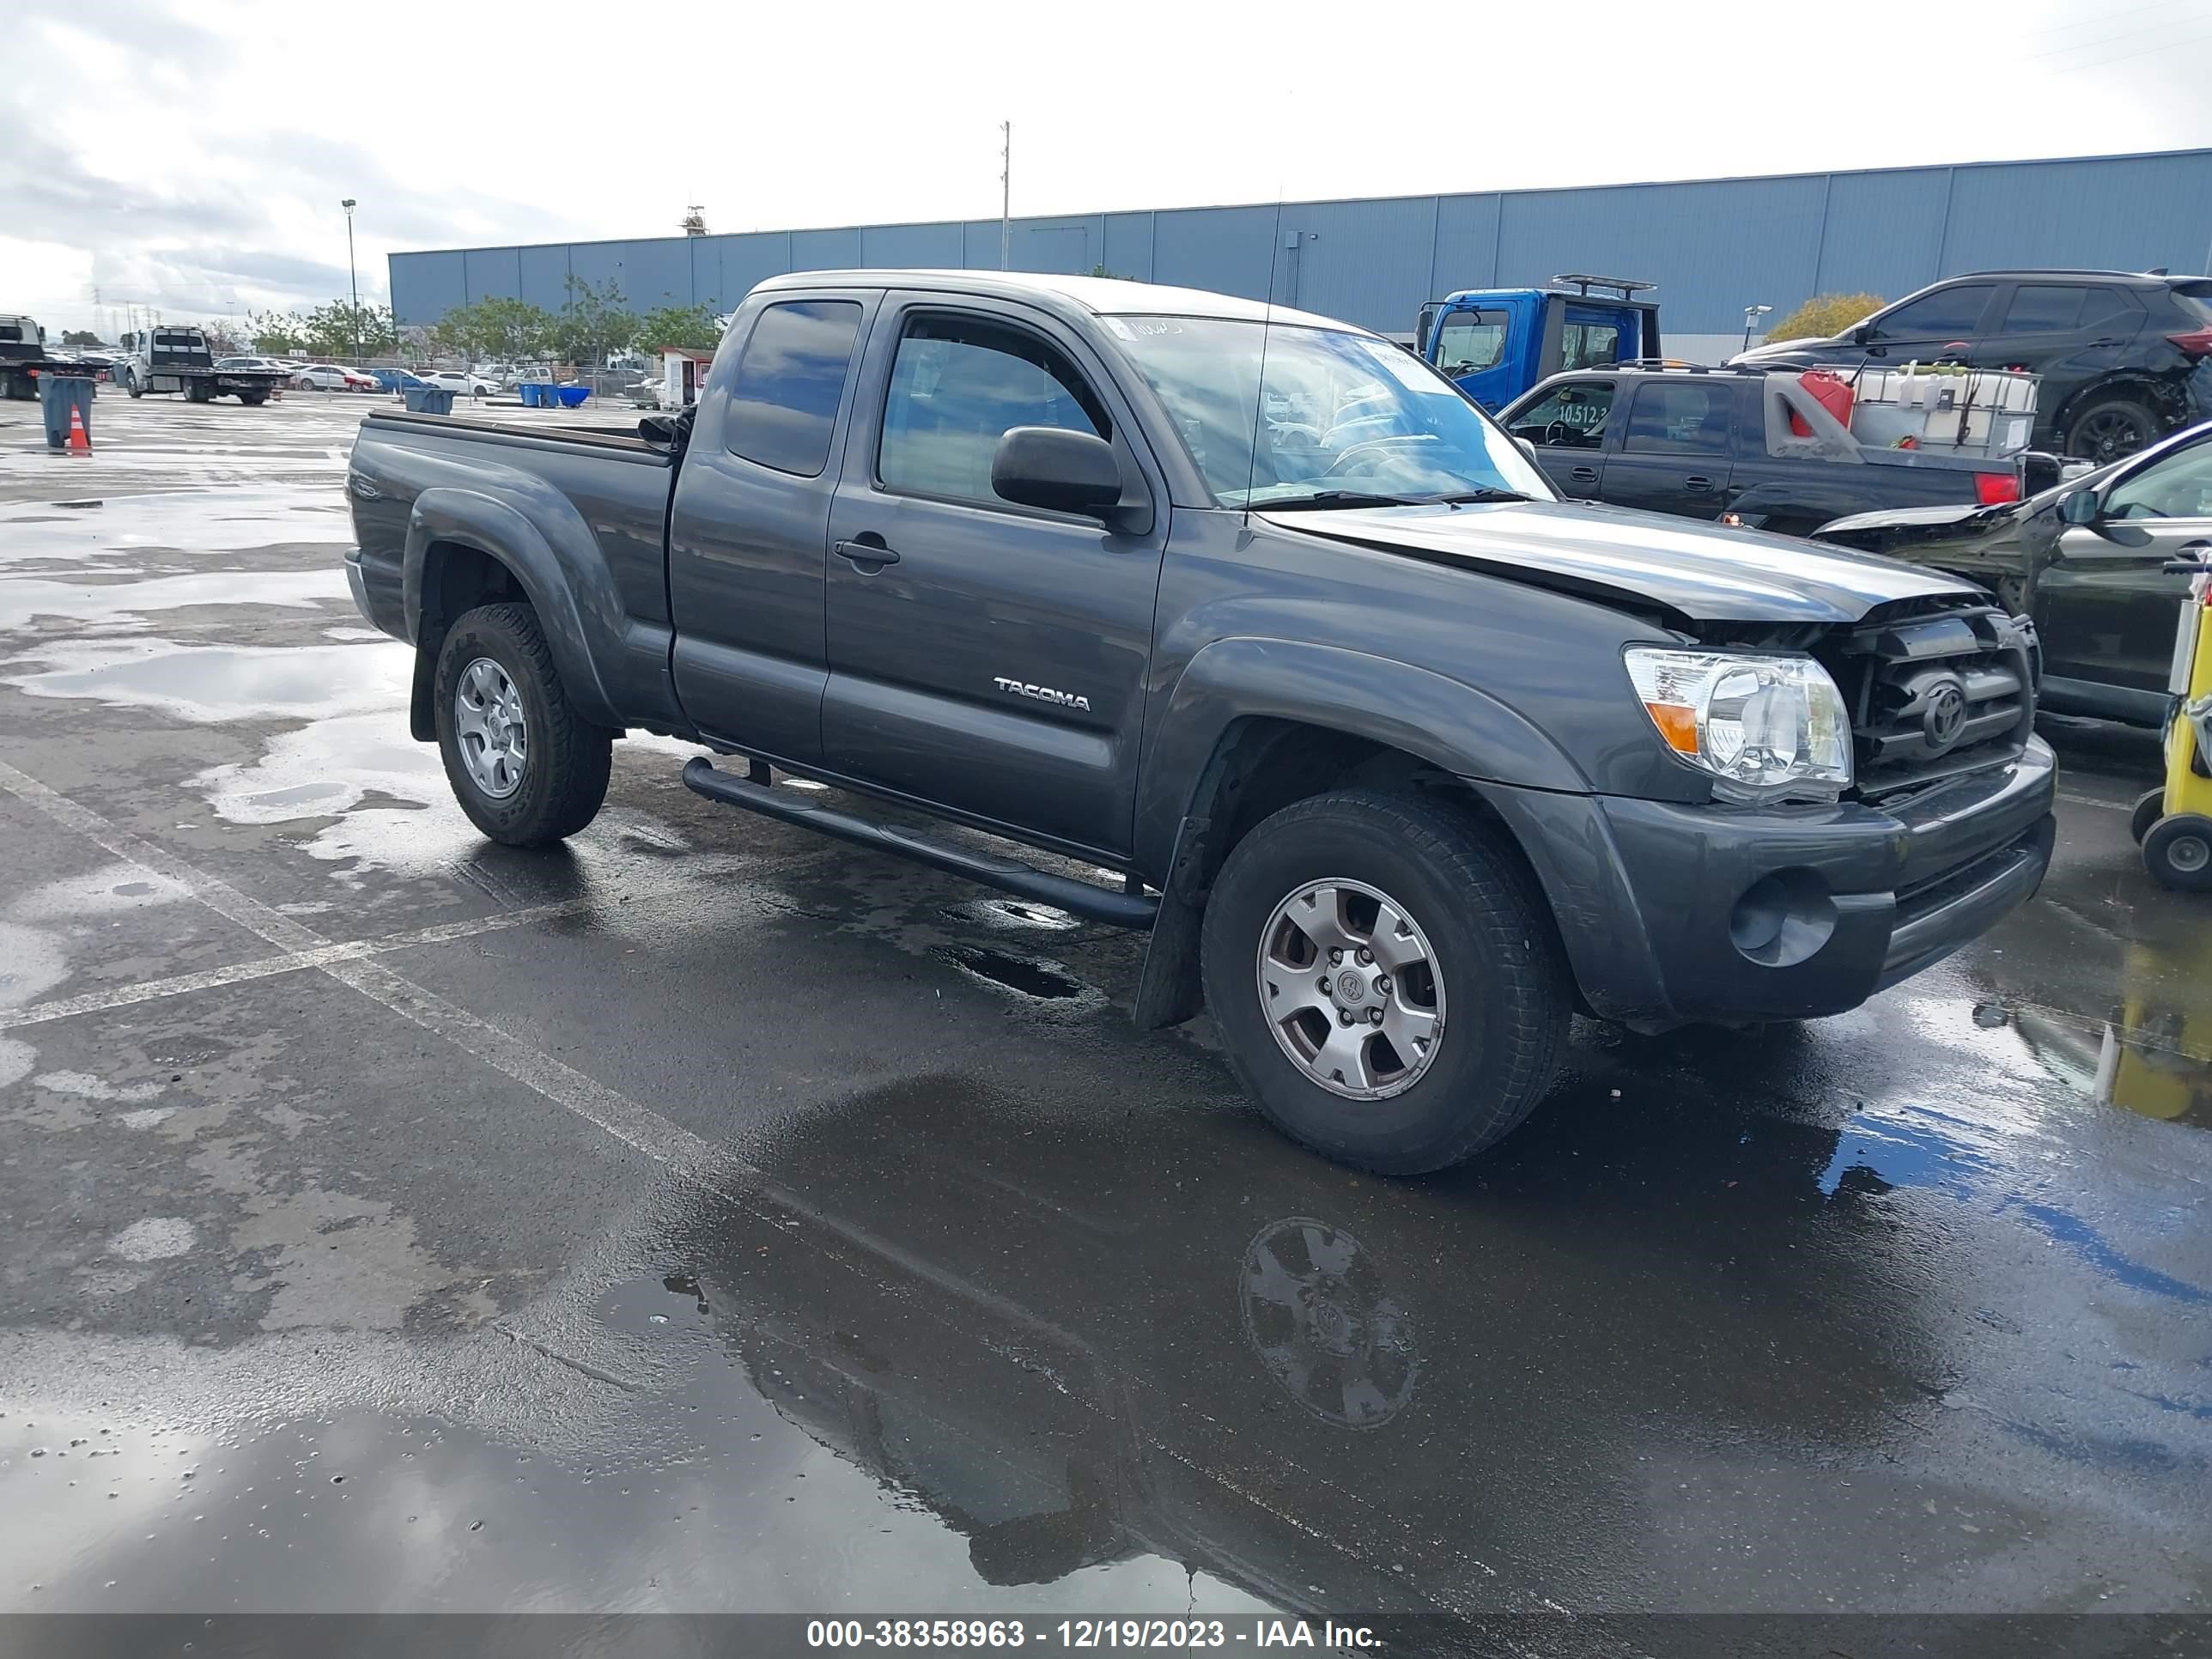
[343,270,2057,1174]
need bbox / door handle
[1569,466,1600,483]
[1684,476,1715,492]
[835,537,900,570]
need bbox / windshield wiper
[1259,490,1433,511]
[1431,488,1532,505]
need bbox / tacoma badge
[994,677,1091,713]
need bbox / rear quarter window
[724,300,865,477]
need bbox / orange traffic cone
[66,402,91,453]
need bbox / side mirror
[638,413,686,454]
[992,427,1124,520]
[1516,436,1537,460]
[2057,489,2100,526]
[1850,323,1875,345]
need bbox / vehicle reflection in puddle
[3,639,411,724]
[1983,927,2212,1132]
[1239,1218,1418,1429]
[1820,1099,2210,1305]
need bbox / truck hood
[1261,499,1981,624]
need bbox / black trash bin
[403,386,455,415]
[38,374,96,450]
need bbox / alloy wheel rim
[453,657,528,799]
[1254,878,1446,1100]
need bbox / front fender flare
[402,486,623,728]
[1133,637,1587,874]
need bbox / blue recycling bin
[517,383,550,408]
[39,374,96,451]
[402,386,455,415]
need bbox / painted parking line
[0,755,734,1179]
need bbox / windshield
[1109,316,1554,509]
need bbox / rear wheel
[2130,787,2166,847]
[2142,812,2212,892]
[2063,394,2160,465]
[1200,788,1568,1175]
[433,602,611,846]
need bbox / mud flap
[1132,813,1214,1030]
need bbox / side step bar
[681,758,1159,929]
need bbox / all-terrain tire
[1200,788,1569,1175]
[433,602,612,846]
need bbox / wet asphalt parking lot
[0,390,2207,1648]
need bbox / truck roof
[750,269,1362,333]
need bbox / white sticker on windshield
[1371,344,1444,392]
[1102,318,1136,340]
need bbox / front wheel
[433,602,611,846]
[2142,812,2212,892]
[1200,789,1568,1175]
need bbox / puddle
[3,639,410,724]
[0,569,349,632]
[1820,1098,2211,1306]
[0,489,355,568]
[942,945,1084,1000]
[198,713,441,825]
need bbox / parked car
[118,329,289,403]
[1815,420,2212,726]
[419,369,496,397]
[1418,274,1661,410]
[293,363,378,392]
[1498,363,2038,538]
[366,368,432,392]
[215,356,289,374]
[343,270,2055,1176]
[1734,270,2212,465]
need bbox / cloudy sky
[9,0,2210,336]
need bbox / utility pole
[341,198,360,362]
[999,120,1011,271]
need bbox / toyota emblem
[1923,678,1969,753]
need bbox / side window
[1559,322,1623,371]
[725,299,864,477]
[2077,286,2144,336]
[1996,285,2087,334]
[1510,381,1614,448]
[1435,310,1508,376]
[1870,284,1995,342]
[878,313,1109,507]
[2105,439,2212,521]
[1621,381,1729,453]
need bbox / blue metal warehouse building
[391,148,2212,356]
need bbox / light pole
[1741,303,1772,357]
[341,198,360,362]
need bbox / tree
[251,311,309,355]
[302,300,398,361]
[1766,293,1885,343]
[198,319,245,356]
[61,328,103,348]
[432,297,555,366]
[635,302,722,352]
[1088,264,1133,281]
[550,276,637,368]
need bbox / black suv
[1734,269,2212,463]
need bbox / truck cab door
[1502,377,1616,500]
[1553,301,1637,372]
[2042,434,2212,700]
[819,293,1167,859]
[667,290,880,765]
[1601,378,1737,520]
[1431,303,1519,410]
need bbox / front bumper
[1481,738,2057,1025]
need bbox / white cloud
[9,0,2210,336]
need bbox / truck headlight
[1626,648,1853,801]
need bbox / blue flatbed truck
[1417,274,1662,410]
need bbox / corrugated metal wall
[390,149,2212,339]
